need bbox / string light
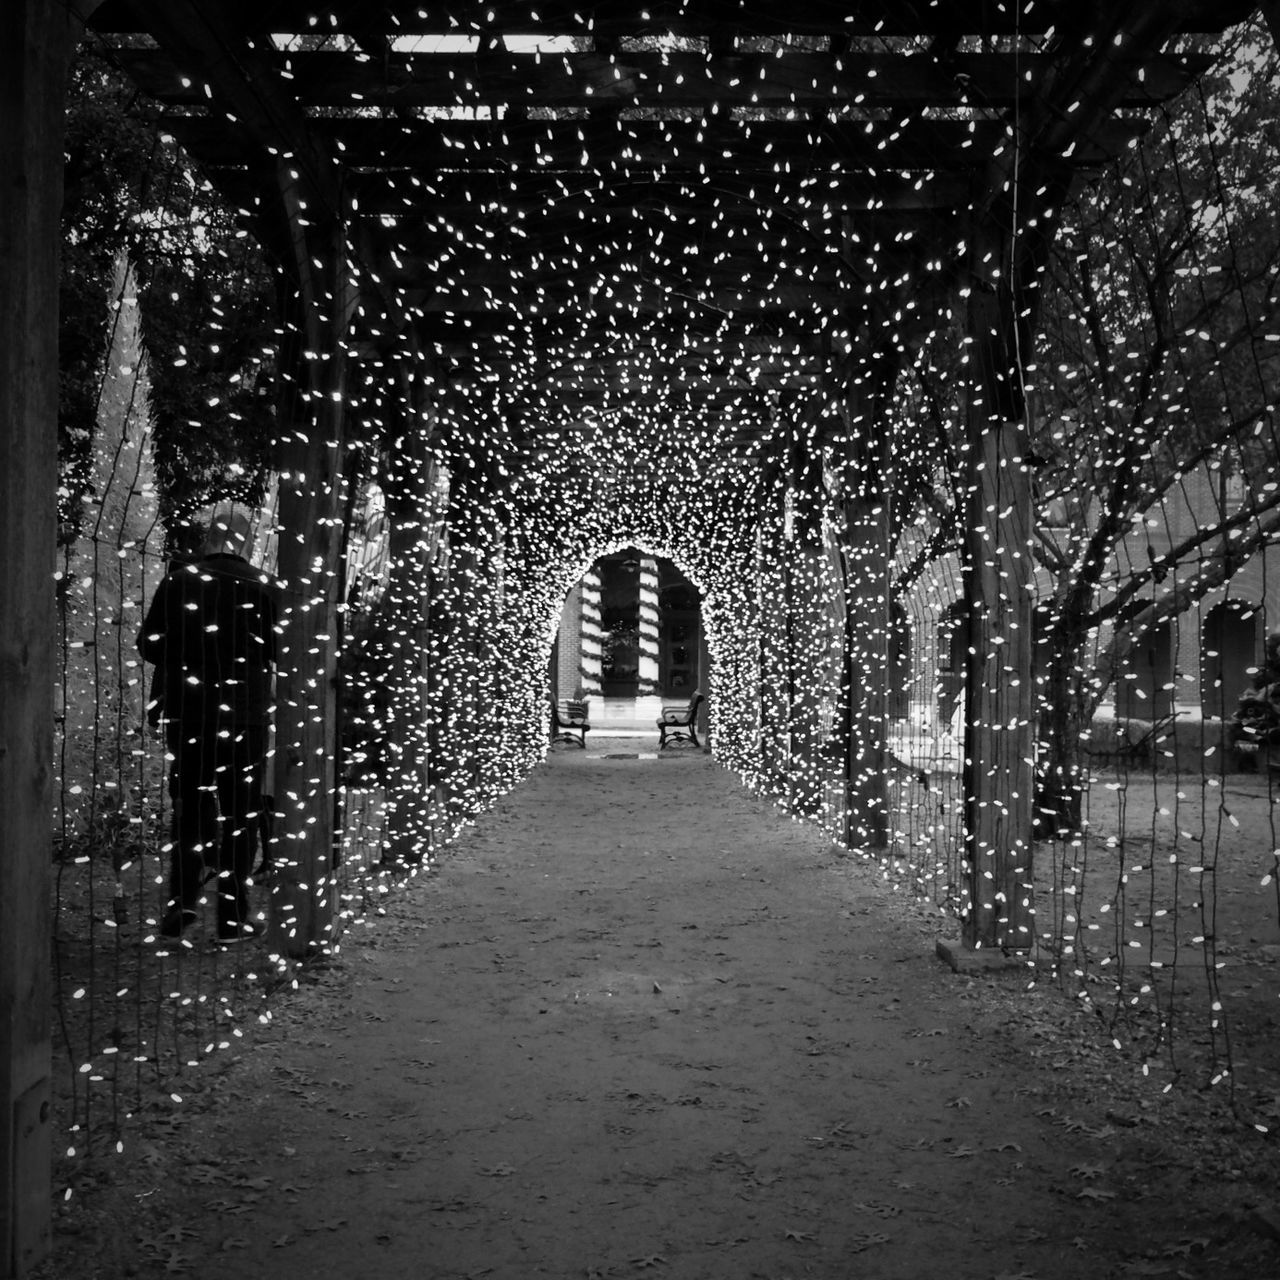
[49,4,1280,1177]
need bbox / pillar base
[935,937,1030,974]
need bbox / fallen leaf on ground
[851,1201,901,1218]
[849,1232,891,1252]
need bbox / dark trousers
[166,720,267,931]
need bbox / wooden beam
[0,6,83,1274]
[336,169,974,217]
[156,114,1151,178]
[87,0,1258,39]
[106,47,1213,112]
[125,0,345,224]
[183,139,975,213]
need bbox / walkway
[46,746,1273,1279]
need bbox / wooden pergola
[1,2,1263,1273]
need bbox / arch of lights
[7,11,1279,1233]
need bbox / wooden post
[840,497,892,850]
[379,353,438,865]
[785,539,830,816]
[960,286,1038,951]
[269,213,356,958]
[761,528,789,788]
[696,615,711,752]
[1,5,84,1273]
[782,412,829,814]
[835,350,898,853]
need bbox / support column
[961,419,1037,951]
[637,557,661,694]
[1,6,83,1274]
[431,461,496,809]
[834,352,898,853]
[840,498,892,850]
[945,143,1068,959]
[758,501,791,790]
[782,415,830,817]
[958,259,1039,953]
[636,556,663,719]
[378,350,437,866]
[578,564,603,704]
[555,586,581,701]
[696,613,712,752]
[269,213,357,958]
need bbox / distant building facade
[553,549,703,724]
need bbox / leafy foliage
[60,47,279,545]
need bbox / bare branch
[1087,487,1280,632]
[1092,504,1280,701]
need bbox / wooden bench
[657,692,705,749]
[550,698,591,748]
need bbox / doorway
[1201,601,1260,719]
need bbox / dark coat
[140,552,279,727]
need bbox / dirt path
[48,748,1279,1279]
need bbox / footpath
[45,744,1279,1279]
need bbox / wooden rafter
[84,0,1255,403]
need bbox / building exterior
[901,461,1278,752]
[553,550,703,726]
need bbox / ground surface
[41,743,1280,1280]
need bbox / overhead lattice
[85,0,1254,457]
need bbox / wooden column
[379,356,438,865]
[269,212,357,958]
[1,6,83,1274]
[840,497,892,850]
[945,9,1178,955]
[960,282,1038,952]
[782,416,828,816]
[835,351,898,853]
[696,613,712,752]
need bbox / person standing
[140,508,278,942]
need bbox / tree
[882,21,1280,833]
[60,45,279,547]
[1028,22,1280,827]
